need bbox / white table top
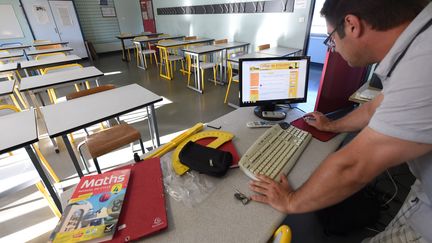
[25,47,74,56]
[19,66,103,92]
[258,47,301,57]
[0,51,24,59]
[32,41,69,47]
[20,55,81,69]
[183,45,225,55]
[0,80,15,96]
[116,32,163,39]
[0,62,18,72]
[0,45,31,51]
[41,84,163,137]
[157,38,214,48]
[0,109,38,154]
[143,107,346,242]
[228,52,277,63]
[214,41,250,49]
[134,35,185,43]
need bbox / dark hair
[321,0,429,34]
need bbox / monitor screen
[239,56,310,119]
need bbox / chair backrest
[66,84,116,100]
[35,44,62,50]
[134,36,148,42]
[35,52,66,61]
[184,36,197,41]
[214,39,228,44]
[0,104,20,114]
[42,63,83,75]
[258,44,270,51]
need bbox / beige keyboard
[239,122,312,180]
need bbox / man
[249,0,432,242]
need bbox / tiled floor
[0,53,414,242]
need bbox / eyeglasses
[323,21,344,52]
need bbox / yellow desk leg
[35,181,62,218]
[158,47,172,80]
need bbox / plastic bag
[160,152,216,208]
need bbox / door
[21,0,60,42]
[49,1,88,58]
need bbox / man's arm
[249,126,432,213]
[306,93,383,133]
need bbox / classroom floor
[0,52,414,242]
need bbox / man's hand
[303,111,333,132]
[249,174,294,213]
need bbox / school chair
[224,52,243,103]
[134,37,158,69]
[67,85,146,174]
[271,225,292,243]
[0,61,27,110]
[0,104,61,218]
[40,63,88,104]
[258,44,271,51]
[119,33,137,61]
[33,40,62,50]
[186,53,217,91]
[157,40,185,80]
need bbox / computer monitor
[239,56,310,120]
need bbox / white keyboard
[239,122,312,180]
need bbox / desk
[349,82,381,104]
[41,84,163,178]
[0,51,24,60]
[20,55,81,71]
[183,45,226,93]
[157,38,214,80]
[32,41,69,48]
[0,45,31,51]
[0,80,14,96]
[0,110,62,212]
[227,52,277,63]
[142,107,346,242]
[116,32,162,61]
[214,42,250,82]
[0,62,18,73]
[19,66,103,93]
[258,47,301,57]
[25,47,74,57]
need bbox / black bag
[179,141,232,177]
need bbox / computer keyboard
[239,122,312,180]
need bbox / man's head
[321,0,429,66]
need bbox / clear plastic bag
[160,152,216,208]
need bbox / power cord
[381,170,398,206]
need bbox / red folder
[290,117,338,142]
[108,158,167,242]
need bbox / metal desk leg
[25,145,62,213]
[62,134,84,178]
[121,39,127,61]
[27,91,59,153]
[147,104,160,147]
[187,53,203,93]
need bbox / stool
[79,124,145,174]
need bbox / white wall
[153,0,314,52]
[0,0,34,45]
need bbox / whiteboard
[0,4,24,39]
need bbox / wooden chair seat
[86,124,141,158]
[66,84,115,100]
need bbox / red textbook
[50,169,131,243]
[108,158,168,242]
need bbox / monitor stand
[254,105,287,121]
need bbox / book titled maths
[50,169,131,243]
